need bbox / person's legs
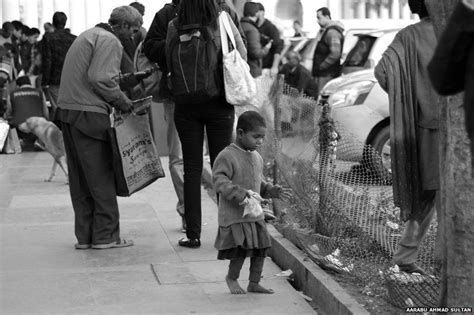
[247,256,274,293]
[393,194,437,272]
[164,100,185,221]
[315,75,334,96]
[202,99,234,167]
[68,126,122,246]
[61,123,94,246]
[226,257,246,294]
[174,104,204,243]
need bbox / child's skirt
[215,220,272,260]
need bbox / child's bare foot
[226,276,246,294]
[247,281,274,294]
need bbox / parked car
[282,19,415,72]
[317,28,410,178]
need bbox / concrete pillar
[391,0,400,19]
[69,0,86,35]
[99,0,116,23]
[22,0,39,28]
[380,3,389,19]
[328,0,342,19]
[84,0,101,31]
[368,2,378,19]
[301,1,322,33]
[53,0,70,14]
[401,1,411,19]
[40,0,56,31]
[3,0,21,22]
[356,0,366,19]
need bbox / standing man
[255,3,284,77]
[374,0,440,275]
[311,7,344,94]
[41,12,76,110]
[56,6,142,249]
[241,2,271,78]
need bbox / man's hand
[113,98,133,113]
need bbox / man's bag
[109,98,164,197]
[218,12,256,106]
[166,19,222,104]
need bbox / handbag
[109,97,165,197]
[218,12,257,106]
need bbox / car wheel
[368,126,391,179]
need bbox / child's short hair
[237,111,266,132]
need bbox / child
[212,110,291,294]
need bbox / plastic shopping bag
[219,12,256,106]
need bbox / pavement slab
[0,151,317,314]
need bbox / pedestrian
[129,2,147,47]
[213,111,291,294]
[56,5,142,250]
[293,20,304,38]
[374,0,440,275]
[143,0,185,231]
[255,3,284,77]
[165,0,246,248]
[240,2,271,78]
[40,12,76,111]
[279,50,318,99]
[428,0,474,173]
[311,7,344,95]
[10,20,23,73]
[4,75,49,148]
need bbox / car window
[343,36,377,67]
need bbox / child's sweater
[212,143,278,227]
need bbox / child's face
[236,126,266,151]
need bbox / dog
[18,117,68,183]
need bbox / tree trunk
[426,0,474,309]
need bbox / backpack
[166,19,222,104]
[133,41,162,102]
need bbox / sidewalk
[0,151,316,314]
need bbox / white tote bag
[219,12,257,106]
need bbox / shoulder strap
[218,12,236,54]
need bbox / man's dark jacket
[428,1,474,172]
[312,24,344,77]
[143,1,246,100]
[41,29,76,86]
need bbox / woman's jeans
[174,98,235,240]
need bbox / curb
[267,224,369,315]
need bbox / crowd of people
[0,0,472,302]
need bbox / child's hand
[274,185,292,201]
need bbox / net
[247,74,440,309]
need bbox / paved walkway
[0,151,316,314]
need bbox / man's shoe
[92,238,134,249]
[178,238,200,248]
[398,263,427,275]
[74,243,91,249]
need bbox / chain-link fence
[244,75,440,310]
